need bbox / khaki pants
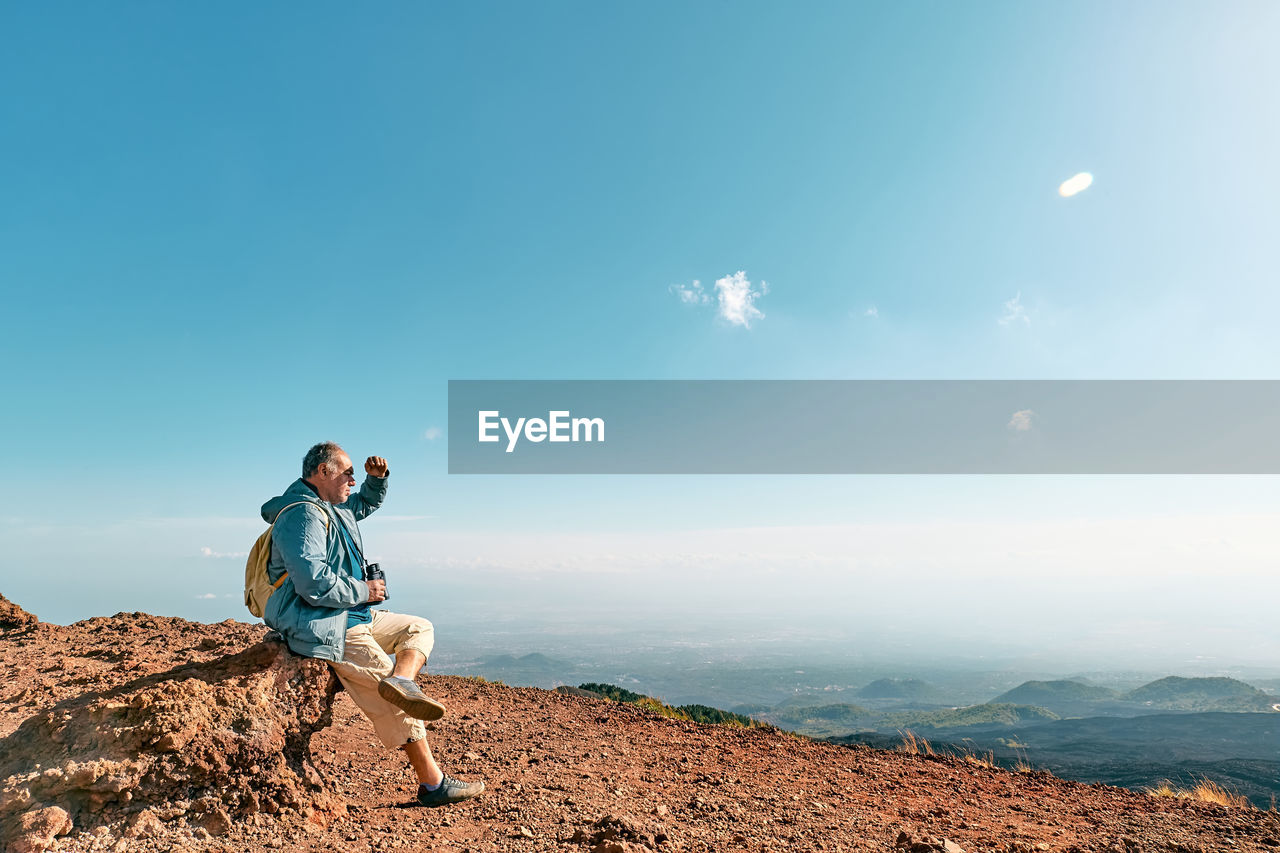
[328,610,434,749]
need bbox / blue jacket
[259,475,388,662]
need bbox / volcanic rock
[0,595,38,633]
[0,632,343,851]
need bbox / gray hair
[302,442,345,478]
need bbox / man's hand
[367,579,387,603]
[365,456,389,478]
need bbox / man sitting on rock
[260,441,484,807]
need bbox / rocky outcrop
[0,635,344,852]
[0,595,38,633]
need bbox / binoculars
[364,562,389,601]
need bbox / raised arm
[340,456,389,520]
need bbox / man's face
[313,452,356,504]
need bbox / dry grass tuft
[898,729,934,756]
[961,749,996,769]
[1189,779,1253,809]
[953,738,996,768]
[1148,778,1253,809]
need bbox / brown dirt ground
[2,602,1278,852]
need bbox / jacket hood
[261,479,326,523]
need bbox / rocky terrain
[2,594,1279,852]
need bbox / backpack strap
[269,501,331,589]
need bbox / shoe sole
[417,781,485,807]
[377,679,446,721]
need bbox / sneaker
[377,676,446,721]
[416,774,485,807]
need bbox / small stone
[12,806,73,853]
[201,809,232,837]
[943,841,966,853]
[124,810,165,839]
[518,826,534,838]
[464,751,481,761]
[591,843,626,853]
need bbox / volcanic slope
[2,597,1279,852]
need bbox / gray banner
[447,380,1280,474]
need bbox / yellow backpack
[244,501,329,618]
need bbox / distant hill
[762,703,872,738]
[986,676,1280,717]
[994,680,1118,705]
[788,703,873,721]
[876,703,1059,731]
[1122,677,1279,712]
[758,701,1059,739]
[856,678,946,703]
[990,680,1120,717]
[483,652,566,672]
[834,711,1280,808]
[445,651,588,688]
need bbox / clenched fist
[365,456,389,478]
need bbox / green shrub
[578,684,757,728]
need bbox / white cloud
[714,271,767,329]
[1058,172,1094,198]
[200,546,248,559]
[422,427,442,441]
[195,593,217,600]
[1008,409,1035,431]
[669,280,710,305]
[864,306,879,318]
[999,291,1030,327]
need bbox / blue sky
[3,3,1278,665]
